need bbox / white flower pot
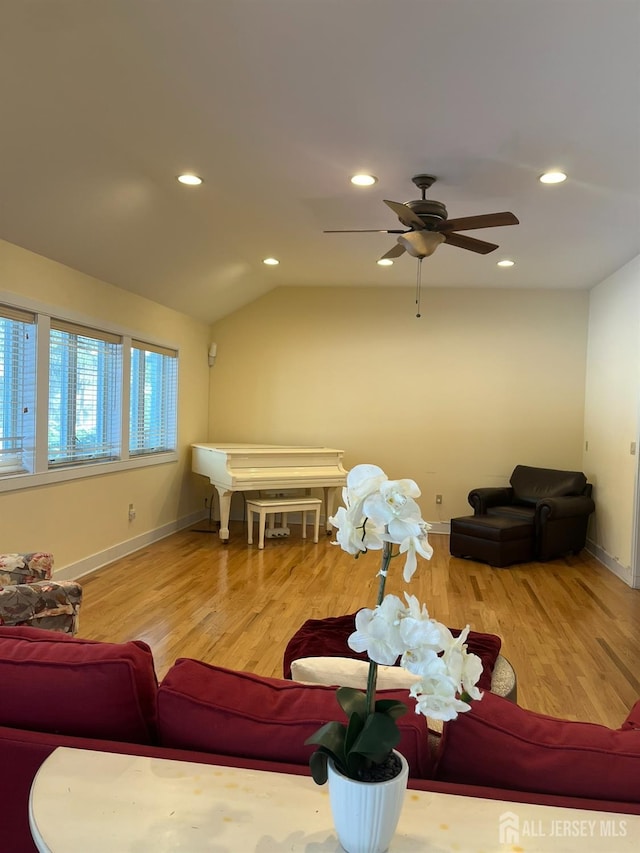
[327,751,409,853]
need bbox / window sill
[0,452,178,494]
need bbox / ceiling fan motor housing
[405,199,448,229]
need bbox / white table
[29,747,639,852]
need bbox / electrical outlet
[128,503,136,521]
[435,494,443,505]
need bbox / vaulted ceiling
[1,0,639,323]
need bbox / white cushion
[290,656,420,690]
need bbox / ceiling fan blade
[323,229,406,234]
[379,243,406,260]
[383,199,426,230]
[443,232,499,254]
[439,212,519,232]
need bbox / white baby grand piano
[191,443,347,541]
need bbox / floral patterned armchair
[0,553,82,635]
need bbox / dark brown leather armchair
[468,465,595,561]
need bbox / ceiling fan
[325,174,519,261]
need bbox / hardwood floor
[78,522,640,729]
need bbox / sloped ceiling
[0,0,639,323]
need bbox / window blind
[129,342,178,456]
[0,305,36,473]
[48,323,122,466]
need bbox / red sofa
[2,627,639,853]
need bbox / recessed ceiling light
[177,174,203,186]
[263,257,279,266]
[539,170,567,184]
[350,174,378,187]
[377,258,393,266]
[497,259,515,267]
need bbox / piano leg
[216,488,233,542]
[324,486,339,534]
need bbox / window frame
[129,340,178,458]
[0,305,36,475]
[0,294,179,494]
[48,320,124,468]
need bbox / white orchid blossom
[330,506,385,555]
[348,590,484,721]
[439,625,484,702]
[398,593,442,651]
[345,464,388,501]
[396,520,434,582]
[410,673,473,721]
[347,595,406,665]
[330,464,432,579]
[363,478,421,526]
[332,463,482,727]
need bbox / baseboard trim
[585,538,633,587]
[428,521,451,535]
[57,517,614,585]
[53,510,207,581]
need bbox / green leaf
[345,750,368,779]
[344,709,365,755]
[350,712,401,764]
[309,750,329,785]
[336,686,368,720]
[374,698,408,720]
[305,685,408,782]
[304,720,346,757]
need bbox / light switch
[631,442,637,456]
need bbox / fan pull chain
[415,259,423,318]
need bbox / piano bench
[246,497,322,549]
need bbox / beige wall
[583,254,640,582]
[209,286,589,524]
[3,231,635,582]
[0,239,211,575]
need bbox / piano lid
[192,443,344,456]
[191,443,347,489]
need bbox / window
[48,321,122,466]
[0,299,179,489]
[0,305,36,474]
[129,341,178,456]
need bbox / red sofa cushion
[0,626,158,743]
[283,613,501,691]
[436,690,640,802]
[157,658,432,779]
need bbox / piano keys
[191,443,347,541]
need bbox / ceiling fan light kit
[398,230,445,258]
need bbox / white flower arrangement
[306,463,483,783]
[329,463,432,582]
